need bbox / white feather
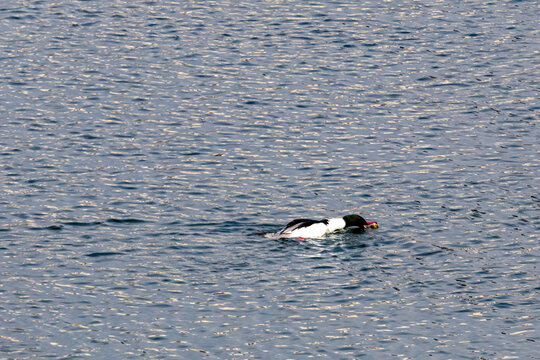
[326,218,346,233]
[266,217,347,239]
[282,222,328,238]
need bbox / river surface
[1,0,539,359]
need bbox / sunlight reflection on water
[0,0,538,358]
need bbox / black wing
[280,218,328,234]
[284,218,315,229]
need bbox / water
[1,0,538,358]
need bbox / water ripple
[0,0,538,358]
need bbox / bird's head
[343,214,378,230]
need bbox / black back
[281,218,329,233]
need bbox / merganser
[265,214,378,239]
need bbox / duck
[265,214,378,239]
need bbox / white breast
[286,222,329,238]
[265,217,348,239]
[326,218,346,233]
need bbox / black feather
[280,218,328,234]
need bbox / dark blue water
[1,0,538,358]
